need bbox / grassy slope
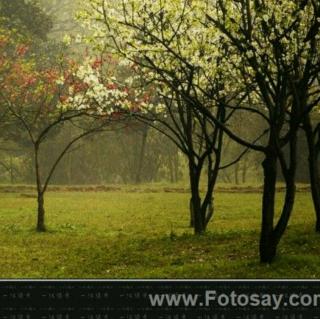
[0,189,318,278]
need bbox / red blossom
[44,69,59,83]
[73,81,88,93]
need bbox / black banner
[0,280,319,318]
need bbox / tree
[79,0,253,234]
[202,0,320,262]
[0,39,127,231]
[302,93,320,232]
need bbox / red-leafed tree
[0,36,128,231]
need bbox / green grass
[0,188,318,278]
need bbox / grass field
[0,185,319,278]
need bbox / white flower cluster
[58,59,130,115]
[76,0,319,118]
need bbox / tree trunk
[260,129,297,263]
[275,131,297,244]
[37,192,46,232]
[303,116,320,232]
[205,197,214,226]
[192,194,204,234]
[260,151,277,263]
[190,196,214,230]
[189,163,204,234]
[273,171,296,243]
[34,145,46,232]
[203,164,219,228]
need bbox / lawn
[0,186,318,278]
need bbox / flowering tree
[77,0,261,234]
[0,36,129,231]
[202,0,320,262]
